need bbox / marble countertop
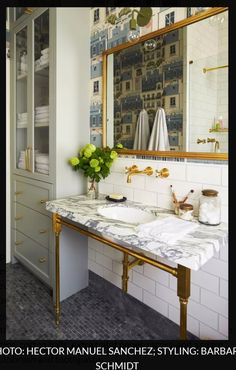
[46,195,228,271]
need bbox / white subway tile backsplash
[102,245,123,261]
[88,247,96,261]
[133,189,157,206]
[88,260,104,277]
[219,279,228,299]
[103,268,122,289]
[156,282,179,307]
[160,162,186,181]
[157,193,173,210]
[201,289,228,317]
[88,238,104,252]
[221,205,228,223]
[221,166,228,186]
[112,260,123,276]
[201,258,228,280]
[188,300,218,330]
[143,290,168,317]
[128,281,143,301]
[168,304,200,338]
[98,181,114,195]
[220,243,228,262]
[95,252,112,271]
[186,164,222,185]
[219,315,228,337]
[105,172,126,186]
[144,264,169,287]
[89,157,228,339]
[200,323,227,340]
[191,270,219,293]
[132,271,155,294]
[112,158,134,173]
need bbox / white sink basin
[97,206,157,225]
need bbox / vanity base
[52,212,190,340]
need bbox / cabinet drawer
[14,203,51,249]
[14,230,50,285]
[13,178,52,215]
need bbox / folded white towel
[41,48,49,55]
[36,168,49,175]
[35,111,49,116]
[17,112,28,118]
[136,216,199,245]
[35,163,49,170]
[35,113,49,119]
[35,105,49,112]
[35,155,49,164]
[35,117,49,125]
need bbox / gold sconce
[107,7,153,43]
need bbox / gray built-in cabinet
[10,7,90,294]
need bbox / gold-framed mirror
[102,7,228,160]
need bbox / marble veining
[46,195,228,271]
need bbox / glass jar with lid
[179,203,194,221]
[198,189,221,225]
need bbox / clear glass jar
[179,203,194,221]
[199,189,221,225]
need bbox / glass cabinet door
[33,10,49,176]
[16,26,28,171]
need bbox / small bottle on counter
[198,189,221,225]
[179,203,194,221]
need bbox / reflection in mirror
[106,10,228,155]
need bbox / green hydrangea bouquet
[69,143,121,197]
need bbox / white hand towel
[35,118,49,123]
[136,216,199,245]
[35,112,49,118]
[35,105,49,112]
[133,109,150,150]
[35,163,49,170]
[148,108,170,151]
[36,168,49,175]
[41,48,49,55]
[35,155,49,164]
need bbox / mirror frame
[102,7,228,160]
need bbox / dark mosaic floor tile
[6,263,198,340]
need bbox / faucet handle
[144,166,153,176]
[156,167,169,178]
[125,165,138,173]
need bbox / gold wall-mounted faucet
[125,165,153,183]
[197,138,206,144]
[207,138,220,152]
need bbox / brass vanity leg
[122,253,129,293]
[52,213,62,325]
[177,264,191,340]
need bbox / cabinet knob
[39,257,47,263]
[39,229,47,234]
[15,241,23,246]
[40,199,48,204]
[15,216,23,221]
[15,191,23,195]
